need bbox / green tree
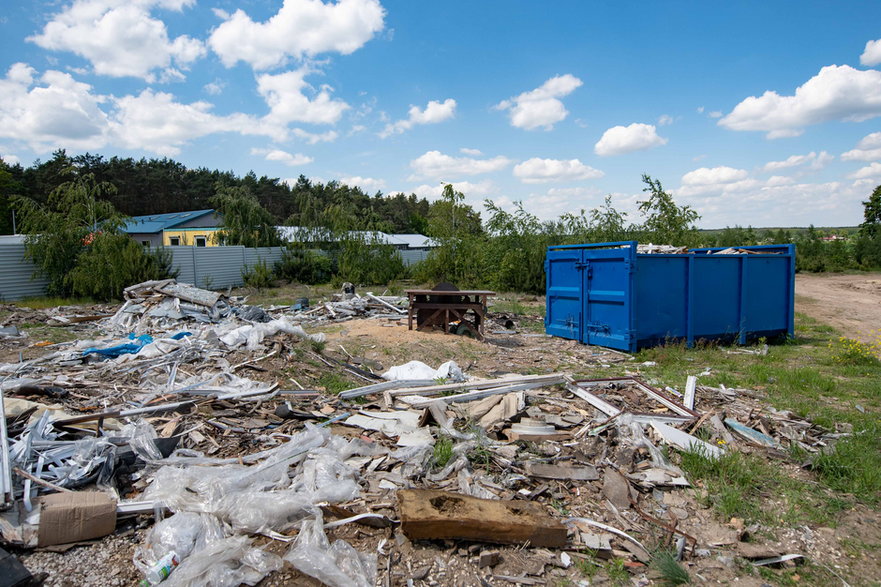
[855,184,881,267]
[0,162,23,234]
[13,174,173,298]
[66,233,176,301]
[13,174,124,295]
[417,184,486,287]
[636,174,700,246]
[859,184,881,238]
[211,184,283,248]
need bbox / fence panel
[399,249,429,266]
[0,243,50,301]
[0,243,427,299]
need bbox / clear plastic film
[141,424,362,534]
[164,535,282,587]
[285,513,377,587]
[615,413,680,472]
[133,512,227,576]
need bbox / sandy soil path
[795,272,881,343]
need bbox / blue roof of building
[123,209,216,234]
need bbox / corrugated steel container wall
[0,243,50,301]
[545,241,795,352]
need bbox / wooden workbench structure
[406,289,495,340]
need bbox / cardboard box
[37,491,117,547]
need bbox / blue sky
[2,0,881,228]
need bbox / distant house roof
[276,227,434,248]
[123,210,217,234]
[392,234,437,248]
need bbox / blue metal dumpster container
[545,241,795,352]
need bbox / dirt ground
[796,272,881,344]
[3,283,880,586]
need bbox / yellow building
[123,209,223,247]
[161,227,222,247]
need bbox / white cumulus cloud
[494,74,582,130]
[657,114,673,126]
[112,90,278,155]
[762,151,833,172]
[594,123,667,156]
[257,69,349,125]
[513,158,604,184]
[0,63,110,151]
[209,0,385,70]
[678,166,758,197]
[340,176,385,191]
[409,180,496,201]
[766,175,795,186]
[379,98,456,138]
[718,65,881,138]
[848,162,881,180]
[28,0,205,81]
[0,63,299,155]
[291,128,338,144]
[252,148,313,166]
[409,150,511,180]
[861,38,881,67]
[841,132,881,162]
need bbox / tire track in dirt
[795,272,881,344]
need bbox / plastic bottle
[142,551,180,585]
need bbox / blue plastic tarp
[82,334,153,358]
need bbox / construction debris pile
[0,280,843,586]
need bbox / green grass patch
[15,296,95,309]
[19,324,78,343]
[622,310,881,506]
[813,421,881,497]
[317,373,354,394]
[431,436,453,469]
[680,449,775,523]
[680,445,849,526]
[650,550,690,585]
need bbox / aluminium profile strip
[0,389,12,509]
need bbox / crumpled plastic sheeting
[285,513,377,587]
[219,316,325,350]
[381,360,465,382]
[615,414,683,473]
[164,535,283,587]
[133,512,226,574]
[142,425,366,534]
[137,425,379,585]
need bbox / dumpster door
[545,248,584,341]
[584,247,634,351]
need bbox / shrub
[66,234,177,301]
[275,247,334,284]
[242,259,274,289]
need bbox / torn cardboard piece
[38,491,117,547]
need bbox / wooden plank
[524,463,599,481]
[398,489,567,547]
